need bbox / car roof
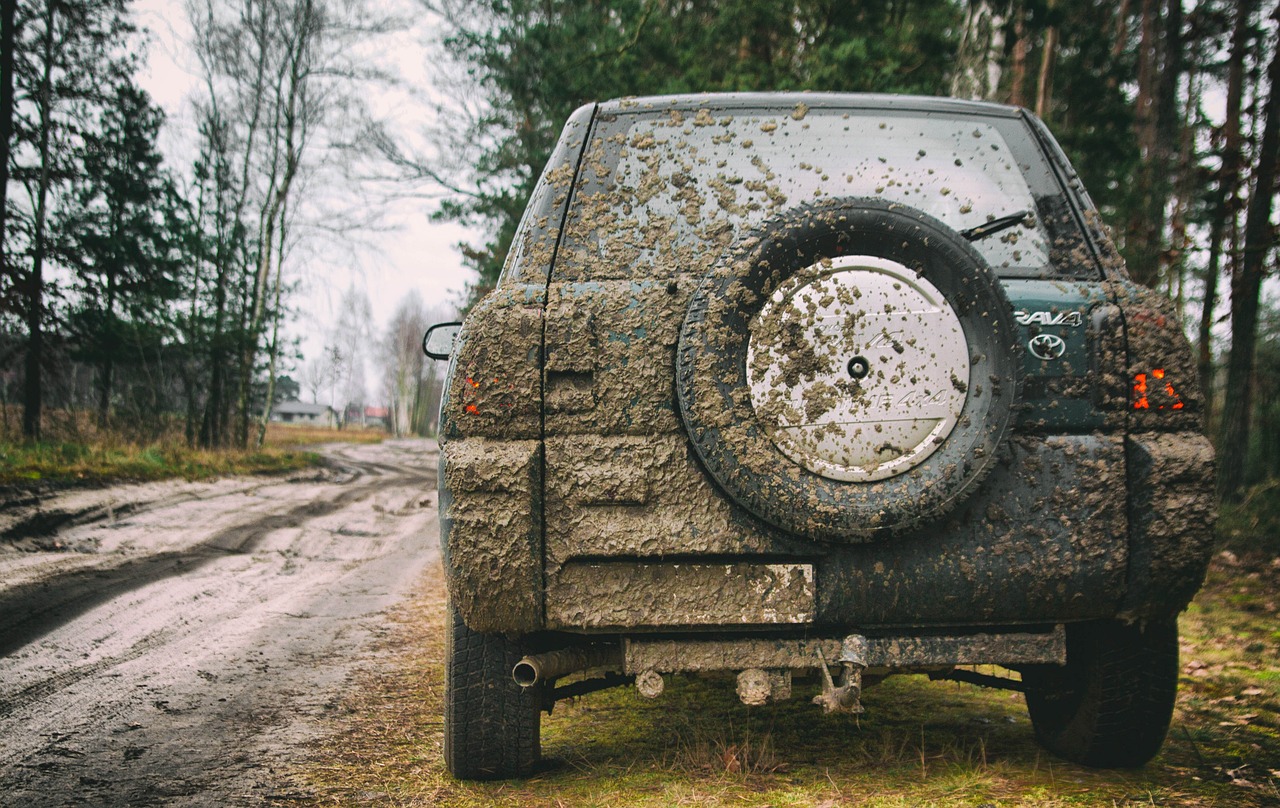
[597,92,1023,119]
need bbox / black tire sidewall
[677,198,1021,541]
[443,604,542,779]
[1023,620,1179,768]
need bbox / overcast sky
[131,0,479,402]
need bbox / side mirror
[423,321,463,360]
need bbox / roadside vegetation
[0,409,387,487]
[293,514,1280,807]
[262,423,388,449]
[0,440,318,487]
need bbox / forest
[1,0,1278,502]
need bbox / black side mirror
[423,321,463,360]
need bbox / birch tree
[381,291,426,437]
[186,0,387,447]
[950,0,1006,101]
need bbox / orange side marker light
[1133,373,1150,409]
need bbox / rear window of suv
[555,102,1099,283]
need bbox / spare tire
[676,198,1021,542]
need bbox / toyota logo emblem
[1028,333,1067,361]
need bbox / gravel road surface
[0,439,441,806]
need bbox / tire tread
[444,606,541,779]
[1025,620,1177,768]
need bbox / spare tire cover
[676,198,1021,542]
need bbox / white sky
[131,0,478,402]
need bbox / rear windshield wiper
[961,210,1033,242]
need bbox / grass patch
[0,439,321,486]
[0,414,394,487]
[291,557,1280,806]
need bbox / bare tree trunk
[236,0,313,449]
[97,266,119,427]
[1035,1,1058,119]
[1156,0,1182,142]
[193,0,272,448]
[200,135,233,448]
[1009,3,1029,106]
[1217,2,1280,500]
[1126,0,1164,287]
[255,192,290,449]
[1165,72,1196,319]
[183,160,212,448]
[1197,0,1251,426]
[951,0,1006,101]
[201,259,230,446]
[23,2,58,441]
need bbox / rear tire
[1023,620,1178,768]
[443,605,542,779]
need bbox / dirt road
[0,439,441,806]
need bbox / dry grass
[0,439,321,486]
[668,721,784,776]
[0,406,396,486]
[0,408,370,486]
[0,405,179,446]
[289,556,1280,807]
[263,423,387,448]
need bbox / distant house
[363,406,390,429]
[271,400,337,427]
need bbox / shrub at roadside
[0,406,396,487]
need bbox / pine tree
[59,82,178,426]
[7,0,135,439]
[1218,0,1280,500]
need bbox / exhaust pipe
[512,645,623,687]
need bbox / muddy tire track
[0,472,382,658]
[0,439,441,806]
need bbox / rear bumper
[623,628,1067,674]
[545,434,1130,631]
[443,431,1214,635]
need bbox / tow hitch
[812,634,869,714]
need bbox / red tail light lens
[1133,370,1184,410]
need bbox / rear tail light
[1132,369,1185,411]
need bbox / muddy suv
[433,94,1215,780]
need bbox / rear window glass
[555,104,1097,282]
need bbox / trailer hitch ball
[812,634,869,714]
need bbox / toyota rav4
[430,93,1215,779]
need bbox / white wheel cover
[747,255,970,482]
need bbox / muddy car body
[435,93,1215,779]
